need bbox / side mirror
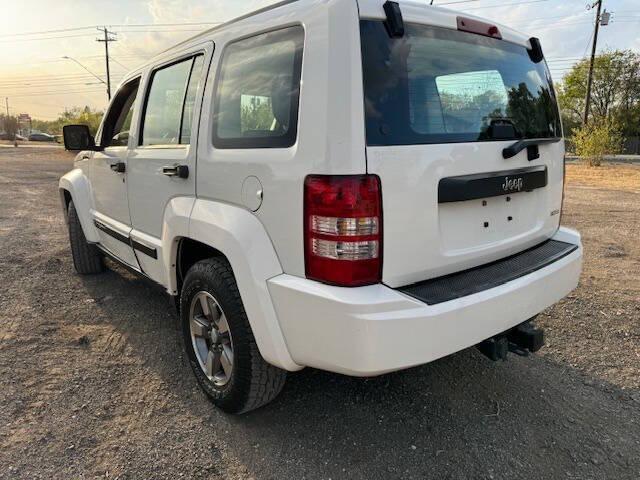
[62,124,102,151]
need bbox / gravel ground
[1,147,639,479]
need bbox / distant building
[18,113,32,136]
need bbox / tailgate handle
[502,137,561,159]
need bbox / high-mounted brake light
[457,16,502,39]
[304,175,382,287]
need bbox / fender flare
[59,169,99,242]
[175,198,301,372]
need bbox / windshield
[360,20,561,146]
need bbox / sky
[1,0,639,121]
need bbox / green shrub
[572,118,624,166]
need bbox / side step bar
[476,318,545,361]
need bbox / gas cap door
[241,176,263,212]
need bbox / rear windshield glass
[360,20,561,146]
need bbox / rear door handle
[110,161,126,173]
[162,164,189,179]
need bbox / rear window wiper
[502,138,561,159]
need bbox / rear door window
[213,26,304,149]
[360,20,561,146]
[140,55,204,146]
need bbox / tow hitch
[476,318,545,361]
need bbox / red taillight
[457,16,502,39]
[304,175,382,287]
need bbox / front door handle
[162,164,189,179]
[110,161,126,173]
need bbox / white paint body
[59,0,582,375]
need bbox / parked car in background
[29,132,56,142]
[0,133,27,141]
[59,0,582,414]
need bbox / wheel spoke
[217,313,229,334]
[206,348,221,378]
[220,344,233,377]
[199,294,212,320]
[191,315,210,337]
[211,303,223,322]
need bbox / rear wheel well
[176,238,224,293]
[61,189,72,209]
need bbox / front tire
[180,258,286,414]
[67,200,104,274]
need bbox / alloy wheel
[189,291,234,386]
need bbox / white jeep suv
[60,0,582,413]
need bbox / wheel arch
[59,169,99,242]
[175,237,224,294]
[167,199,301,372]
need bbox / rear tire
[180,258,286,414]
[67,200,104,274]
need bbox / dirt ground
[0,147,639,479]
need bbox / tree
[557,50,640,138]
[30,106,104,136]
[240,97,274,132]
[0,114,18,140]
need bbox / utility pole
[97,27,117,100]
[5,97,9,117]
[583,0,604,125]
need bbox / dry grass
[565,162,640,192]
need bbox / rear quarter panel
[195,0,367,277]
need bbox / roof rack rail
[166,0,300,53]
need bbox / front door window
[101,79,140,147]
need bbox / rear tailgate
[368,141,564,288]
[359,6,564,288]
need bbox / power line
[0,28,207,43]
[457,0,551,10]
[0,26,94,38]
[0,89,114,98]
[0,22,222,39]
[0,33,97,43]
[0,89,105,98]
[109,57,130,70]
[1,53,146,67]
[107,22,222,27]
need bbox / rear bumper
[268,227,582,376]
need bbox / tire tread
[67,201,104,274]
[181,258,286,414]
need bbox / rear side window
[360,20,561,146]
[140,54,204,146]
[213,26,304,149]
